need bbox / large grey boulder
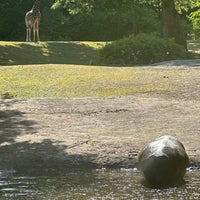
[138,135,189,187]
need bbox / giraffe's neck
[32,0,41,12]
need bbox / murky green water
[0,168,199,200]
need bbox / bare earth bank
[0,95,200,173]
[1,63,200,173]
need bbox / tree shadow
[0,110,37,144]
[0,42,97,66]
[0,100,97,175]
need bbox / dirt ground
[0,64,200,173]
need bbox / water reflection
[0,168,199,199]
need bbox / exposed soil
[0,64,200,173]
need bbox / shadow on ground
[0,100,97,174]
[0,42,97,66]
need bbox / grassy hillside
[0,41,200,99]
[0,64,182,99]
[0,41,104,66]
[1,40,200,66]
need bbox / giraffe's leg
[26,28,29,42]
[26,28,31,42]
[28,28,32,42]
[37,27,40,42]
[29,28,32,42]
[33,24,36,42]
[35,21,40,42]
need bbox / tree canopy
[0,0,199,41]
[188,1,200,38]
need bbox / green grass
[0,64,179,98]
[0,41,105,66]
[0,40,200,99]
[1,40,199,66]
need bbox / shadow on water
[0,99,97,175]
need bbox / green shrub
[98,34,189,65]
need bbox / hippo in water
[138,135,189,187]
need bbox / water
[0,168,200,200]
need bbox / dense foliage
[0,0,59,41]
[98,34,189,65]
[188,1,200,39]
[0,0,198,41]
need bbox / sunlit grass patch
[0,41,23,47]
[80,41,106,49]
[0,64,179,99]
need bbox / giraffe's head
[32,0,41,11]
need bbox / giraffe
[25,0,41,42]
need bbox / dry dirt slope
[0,65,200,172]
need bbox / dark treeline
[0,0,197,42]
[0,0,57,41]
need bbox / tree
[161,0,187,48]
[188,1,200,39]
[53,0,190,44]
[52,0,160,40]
[0,0,27,40]
[0,0,195,41]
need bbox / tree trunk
[130,0,138,35]
[161,0,187,49]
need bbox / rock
[138,135,189,187]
